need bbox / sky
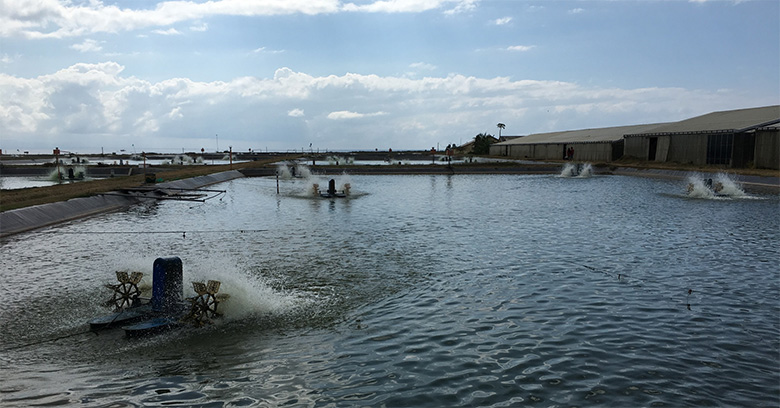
[1,0,778,154]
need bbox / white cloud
[493,17,512,25]
[327,110,387,120]
[152,28,181,35]
[190,22,208,32]
[0,63,769,152]
[1,0,474,39]
[507,45,534,52]
[343,0,477,14]
[409,62,437,71]
[168,106,183,119]
[70,39,103,52]
[444,0,478,15]
[252,46,285,54]
[1,53,18,64]
[568,8,585,14]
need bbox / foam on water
[184,256,306,321]
[685,175,716,198]
[714,173,747,197]
[47,165,86,181]
[170,154,207,165]
[326,155,354,165]
[578,163,593,178]
[685,173,750,199]
[559,162,593,178]
[276,162,312,180]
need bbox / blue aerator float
[89,257,225,337]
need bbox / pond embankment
[0,170,244,238]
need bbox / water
[1,174,778,407]
[0,176,60,190]
[560,163,593,178]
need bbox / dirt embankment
[0,157,295,212]
[600,158,780,178]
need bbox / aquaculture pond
[0,172,778,407]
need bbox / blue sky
[1,0,778,154]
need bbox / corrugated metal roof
[493,105,780,145]
[495,123,668,145]
[625,105,780,136]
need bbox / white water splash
[171,154,195,165]
[186,260,305,321]
[685,173,748,199]
[685,175,716,199]
[578,163,593,178]
[276,162,313,180]
[559,163,593,178]
[47,165,86,181]
[714,173,746,197]
[276,163,355,197]
[326,155,354,165]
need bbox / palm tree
[496,123,506,139]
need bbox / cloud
[70,39,103,52]
[152,28,181,35]
[493,17,512,25]
[168,106,183,119]
[252,46,285,54]
[327,110,387,120]
[507,45,534,52]
[1,0,476,39]
[342,0,477,14]
[409,62,437,71]
[444,0,478,15]
[190,22,208,32]
[568,8,585,14]
[1,53,19,64]
[0,63,769,152]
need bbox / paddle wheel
[183,280,223,326]
[91,257,230,335]
[105,271,144,310]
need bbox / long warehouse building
[490,105,779,169]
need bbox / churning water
[1,174,778,407]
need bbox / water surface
[1,174,778,407]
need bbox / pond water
[1,173,778,407]
[0,176,61,190]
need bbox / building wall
[625,132,766,168]
[491,142,617,162]
[571,143,618,162]
[489,144,507,156]
[666,134,708,165]
[625,134,709,164]
[754,128,779,170]
[623,137,648,160]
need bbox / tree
[471,133,493,155]
[496,123,506,138]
